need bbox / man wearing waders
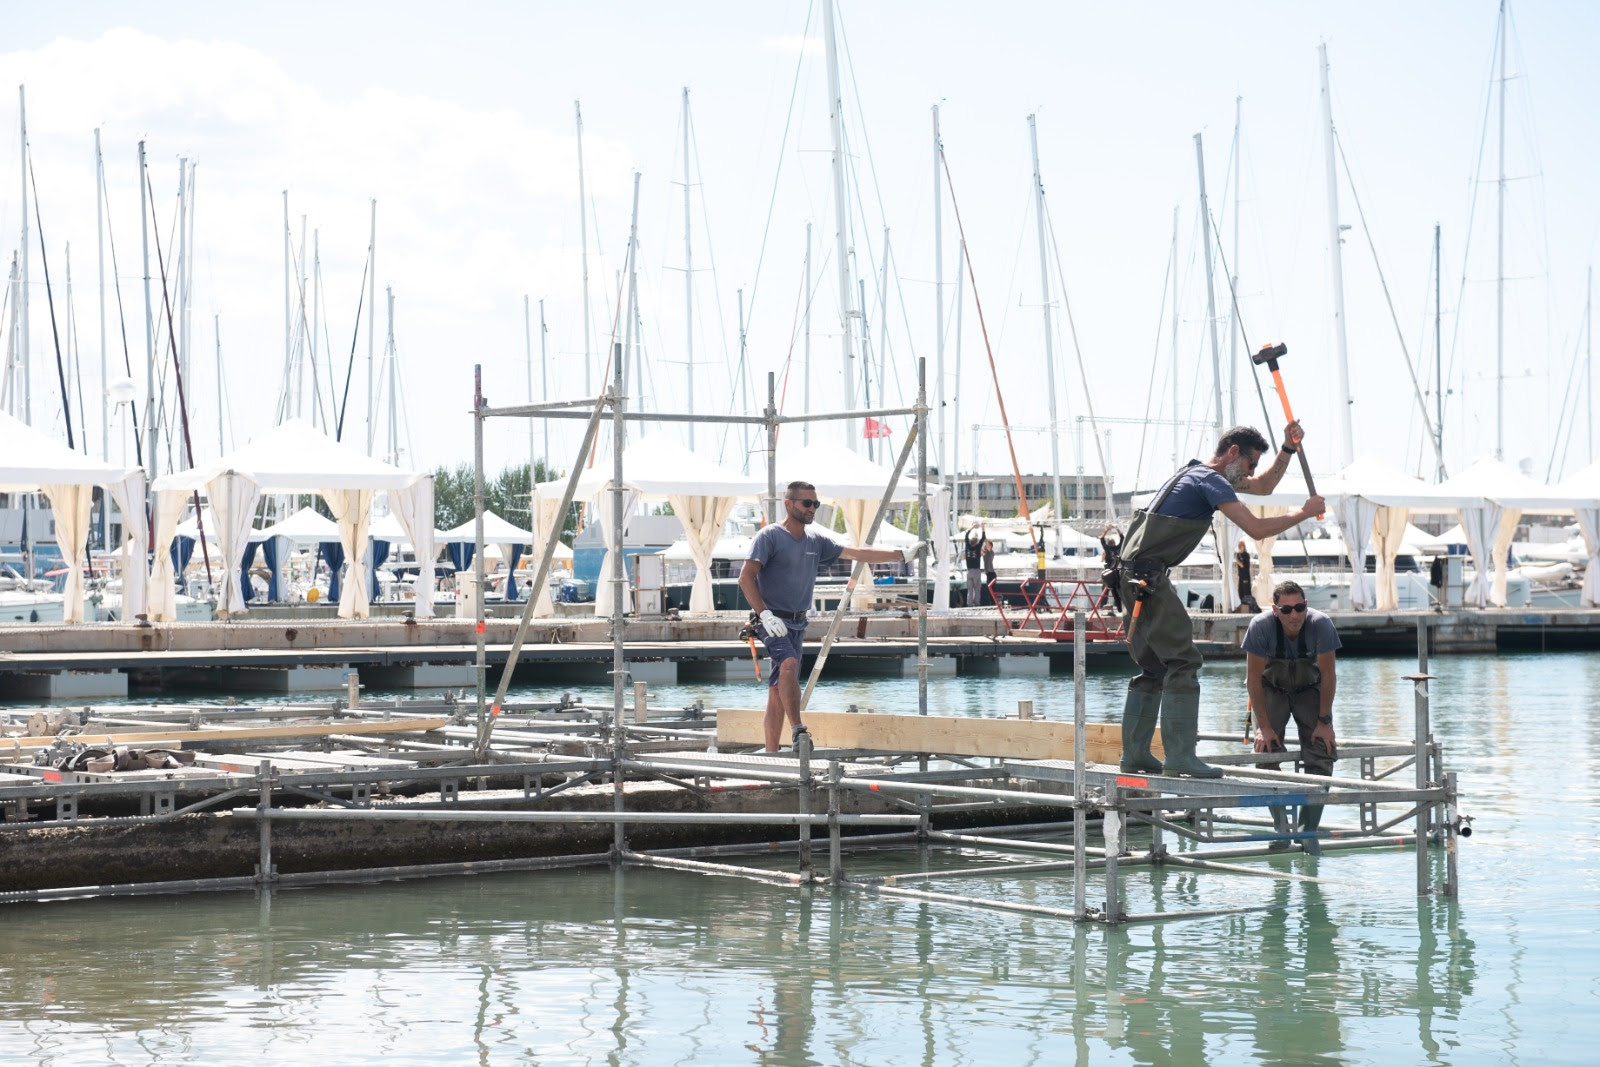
[1118,424,1324,777]
[1244,580,1339,851]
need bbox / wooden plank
[2,717,451,751]
[715,708,1160,764]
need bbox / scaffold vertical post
[1073,610,1088,920]
[1104,786,1124,923]
[1415,617,1431,895]
[255,758,274,885]
[797,731,814,879]
[1444,770,1460,898]
[611,342,628,858]
[828,760,843,884]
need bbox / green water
[2,652,1597,1065]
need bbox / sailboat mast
[1229,97,1241,426]
[1195,134,1224,445]
[623,172,641,404]
[525,294,534,470]
[682,87,695,448]
[95,129,107,465]
[139,141,155,482]
[366,198,377,454]
[1319,42,1355,466]
[176,159,189,392]
[1495,0,1507,461]
[932,105,948,533]
[19,86,30,424]
[1171,205,1180,470]
[737,287,749,471]
[1588,264,1594,464]
[215,314,223,454]
[952,239,965,517]
[540,297,549,466]
[1028,114,1063,556]
[822,0,857,448]
[803,223,812,446]
[576,100,593,398]
[386,287,396,465]
[1435,224,1445,481]
[281,191,290,423]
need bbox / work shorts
[760,621,808,687]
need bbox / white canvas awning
[0,411,147,623]
[151,419,434,620]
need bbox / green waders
[1118,473,1219,778]
[1256,617,1336,850]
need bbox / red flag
[863,417,892,439]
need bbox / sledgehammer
[1251,342,1319,510]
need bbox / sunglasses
[1276,602,1308,614]
[791,498,820,508]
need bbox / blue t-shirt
[748,524,844,615]
[1150,460,1239,521]
[1241,607,1342,659]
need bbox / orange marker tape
[1115,775,1150,788]
[475,621,486,635]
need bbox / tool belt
[1119,558,1168,589]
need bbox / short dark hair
[785,480,815,498]
[1272,580,1305,603]
[1213,425,1270,458]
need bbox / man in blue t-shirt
[1117,423,1325,778]
[738,481,923,751]
[1243,579,1341,850]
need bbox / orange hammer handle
[1268,368,1320,516]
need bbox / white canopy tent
[1232,456,1462,610]
[256,506,340,546]
[1558,461,1600,606]
[539,435,768,616]
[151,419,434,620]
[1438,456,1589,607]
[779,441,950,613]
[0,411,148,623]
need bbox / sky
[2,0,1598,501]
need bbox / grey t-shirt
[1151,460,1239,521]
[1242,607,1342,660]
[748,524,844,615]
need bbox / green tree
[430,460,577,543]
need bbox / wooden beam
[715,708,1160,764]
[4,717,452,751]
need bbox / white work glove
[900,541,926,563]
[758,609,788,638]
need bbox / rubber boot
[1159,689,1223,778]
[1268,806,1292,851]
[1119,689,1164,774]
[1298,802,1324,855]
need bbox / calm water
[2,652,1598,1065]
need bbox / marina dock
[2,606,1598,697]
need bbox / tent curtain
[447,542,475,574]
[105,471,147,621]
[1371,505,1410,612]
[1334,496,1379,610]
[1250,506,1293,608]
[262,537,282,602]
[319,541,346,602]
[504,544,525,601]
[668,493,737,613]
[390,477,436,618]
[531,487,568,618]
[148,491,188,622]
[207,471,262,618]
[240,540,262,603]
[1576,508,1600,607]
[369,540,392,602]
[1491,508,1523,608]
[593,487,641,617]
[1457,504,1502,608]
[324,488,375,618]
[39,483,93,623]
[837,499,877,610]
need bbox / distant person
[1429,555,1446,610]
[1235,538,1259,612]
[963,526,985,607]
[1117,423,1324,778]
[981,535,996,602]
[739,481,923,751]
[1244,580,1340,851]
[1099,524,1124,614]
